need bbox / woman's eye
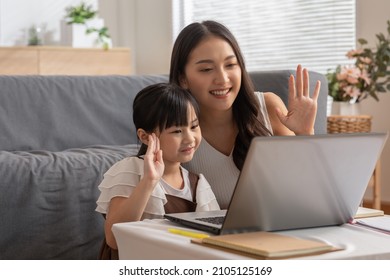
[200,68,212,72]
[226,63,237,68]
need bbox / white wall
[98,0,173,74]
[356,0,390,204]
[0,0,98,45]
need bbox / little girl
[96,83,220,259]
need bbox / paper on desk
[354,207,384,219]
[355,216,390,233]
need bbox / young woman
[96,83,219,258]
[169,20,321,209]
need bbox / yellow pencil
[168,228,209,239]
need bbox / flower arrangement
[327,20,390,103]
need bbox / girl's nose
[183,130,195,143]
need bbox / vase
[60,18,111,48]
[328,101,371,133]
[331,101,362,116]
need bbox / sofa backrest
[0,70,326,152]
[0,75,168,151]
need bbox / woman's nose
[214,68,229,84]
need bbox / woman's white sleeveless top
[183,92,272,209]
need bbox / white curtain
[173,0,356,74]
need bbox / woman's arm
[264,92,295,136]
[266,65,320,135]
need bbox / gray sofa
[0,70,327,260]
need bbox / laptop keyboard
[195,216,225,225]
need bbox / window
[173,0,356,74]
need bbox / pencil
[168,228,210,239]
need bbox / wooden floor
[363,201,390,214]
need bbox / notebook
[164,132,388,235]
[191,231,336,259]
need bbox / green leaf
[376,84,386,92]
[370,91,379,101]
[65,2,97,24]
[376,33,386,42]
[387,20,390,35]
[358,38,368,45]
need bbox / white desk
[112,219,390,260]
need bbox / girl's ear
[137,129,150,145]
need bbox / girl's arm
[104,134,164,249]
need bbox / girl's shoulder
[105,156,144,176]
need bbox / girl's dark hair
[133,83,200,156]
[169,20,271,170]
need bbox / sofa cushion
[0,144,139,260]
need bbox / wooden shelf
[0,46,131,75]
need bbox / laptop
[164,132,388,235]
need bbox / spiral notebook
[165,133,388,235]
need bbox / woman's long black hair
[169,20,272,170]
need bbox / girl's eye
[200,68,212,72]
[191,124,199,130]
[172,129,182,134]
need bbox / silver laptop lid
[221,133,388,234]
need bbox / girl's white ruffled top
[96,157,220,219]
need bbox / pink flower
[359,57,372,64]
[337,66,361,85]
[360,68,371,86]
[343,85,361,98]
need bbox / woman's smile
[210,88,231,97]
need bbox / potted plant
[63,2,111,50]
[27,25,44,46]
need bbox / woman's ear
[137,129,150,145]
[179,75,188,89]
